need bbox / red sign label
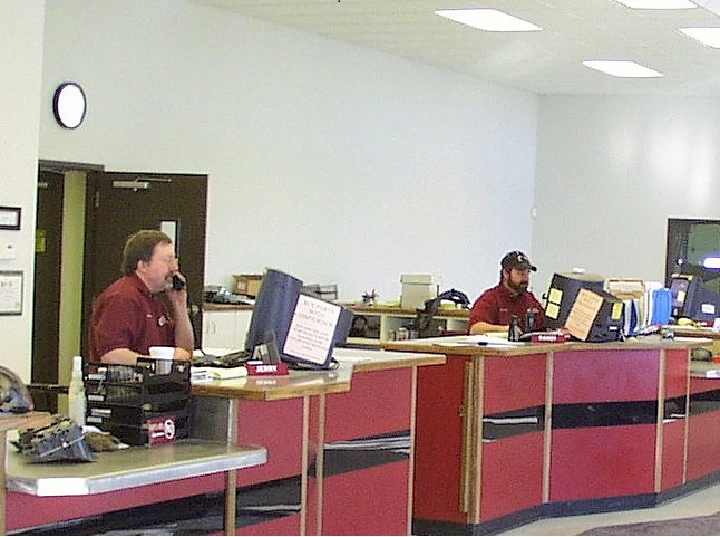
[147,415,177,446]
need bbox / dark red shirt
[88,274,176,360]
[468,283,546,333]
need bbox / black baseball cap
[501,251,537,272]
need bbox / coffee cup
[148,346,174,374]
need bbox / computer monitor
[669,275,691,318]
[682,275,720,323]
[244,268,353,369]
[544,272,605,329]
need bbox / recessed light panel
[435,9,542,32]
[583,60,664,77]
[680,27,720,47]
[613,0,697,8]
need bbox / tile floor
[498,480,720,535]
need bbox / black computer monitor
[544,272,605,329]
[245,268,352,369]
[669,275,691,318]
[682,275,720,323]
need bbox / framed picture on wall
[0,271,23,315]
[0,206,21,230]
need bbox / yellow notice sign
[36,230,47,253]
[612,302,624,320]
[548,288,563,304]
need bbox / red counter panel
[484,354,546,415]
[413,357,468,524]
[6,472,226,531]
[553,350,660,404]
[687,410,720,481]
[665,349,690,398]
[661,419,685,491]
[550,424,656,502]
[480,431,544,521]
[324,368,412,441]
[236,398,305,486]
[319,460,410,536]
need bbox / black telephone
[172,274,186,290]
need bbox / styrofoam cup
[148,346,174,374]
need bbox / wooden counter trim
[202,302,470,318]
[383,336,709,357]
[202,303,253,311]
[542,351,554,504]
[192,351,445,401]
[654,349,666,494]
[348,305,470,318]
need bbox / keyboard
[193,350,251,368]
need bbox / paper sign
[546,303,560,319]
[548,288,563,304]
[565,288,604,341]
[283,294,341,365]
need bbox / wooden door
[82,171,208,354]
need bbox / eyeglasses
[156,255,178,265]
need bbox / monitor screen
[669,276,691,316]
[682,275,720,323]
[244,268,352,369]
[544,272,605,329]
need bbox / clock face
[53,82,87,129]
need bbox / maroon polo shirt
[88,274,176,360]
[468,283,546,333]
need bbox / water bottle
[508,315,521,342]
[68,355,86,426]
[525,308,537,333]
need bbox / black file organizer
[84,358,191,446]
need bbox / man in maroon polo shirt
[88,230,194,365]
[468,251,546,335]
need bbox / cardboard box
[400,274,440,310]
[233,274,263,297]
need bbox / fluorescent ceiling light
[435,9,542,32]
[613,0,697,8]
[583,60,664,77]
[680,27,720,47]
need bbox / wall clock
[53,82,87,129]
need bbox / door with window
[82,171,208,356]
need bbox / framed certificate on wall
[0,271,23,315]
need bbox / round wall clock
[52,82,87,129]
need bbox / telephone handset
[172,274,186,291]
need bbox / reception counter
[382,335,711,535]
[191,347,445,535]
[6,348,442,536]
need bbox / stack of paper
[191,366,247,384]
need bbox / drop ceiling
[192,0,720,96]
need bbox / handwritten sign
[565,288,603,341]
[283,294,341,365]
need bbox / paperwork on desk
[433,335,524,347]
[191,366,247,383]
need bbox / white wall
[39,0,538,305]
[0,1,44,379]
[533,96,720,296]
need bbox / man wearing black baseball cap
[468,250,546,335]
